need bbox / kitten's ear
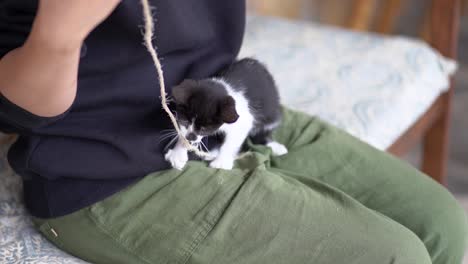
[172,80,195,104]
[220,96,239,124]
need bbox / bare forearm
[0,0,121,118]
[0,28,81,117]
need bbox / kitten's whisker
[164,135,179,150]
[160,128,176,133]
[159,132,177,139]
[168,135,178,145]
[199,141,209,153]
[158,134,177,142]
[196,143,204,153]
[158,132,179,143]
[159,133,177,139]
[160,130,178,136]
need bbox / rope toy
[140,0,209,158]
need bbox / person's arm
[0,0,120,129]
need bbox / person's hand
[30,0,121,51]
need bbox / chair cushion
[0,143,86,263]
[0,15,457,263]
[240,16,456,150]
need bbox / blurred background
[247,0,468,195]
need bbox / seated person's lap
[33,108,467,264]
[270,109,467,264]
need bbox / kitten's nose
[186,133,197,142]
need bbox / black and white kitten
[165,58,287,170]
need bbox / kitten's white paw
[268,141,288,156]
[203,148,220,161]
[165,148,188,170]
[210,156,234,170]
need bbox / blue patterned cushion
[240,16,456,149]
[0,142,87,263]
[0,15,457,263]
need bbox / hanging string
[140,0,209,158]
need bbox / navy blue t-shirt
[0,0,245,218]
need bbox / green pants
[33,108,467,264]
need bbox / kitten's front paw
[165,148,188,170]
[202,148,220,161]
[268,141,288,156]
[210,156,234,170]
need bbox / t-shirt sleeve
[0,1,37,57]
[0,1,68,133]
[0,94,70,133]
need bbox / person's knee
[419,187,468,263]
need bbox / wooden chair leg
[463,0,468,15]
[421,92,452,184]
[421,4,432,42]
[318,0,342,26]
[252,0,302,19]
[422,0,460,185]
[375,0,403,34]
[348,0,377,31]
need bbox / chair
[247,0,460,184]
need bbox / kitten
[164,58,287,170]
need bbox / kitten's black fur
[172,79,238,137]
[171,57,282,148]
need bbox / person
[0,1,466,263]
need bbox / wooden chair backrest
[429,0,460,59]
[249,0,461,58]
